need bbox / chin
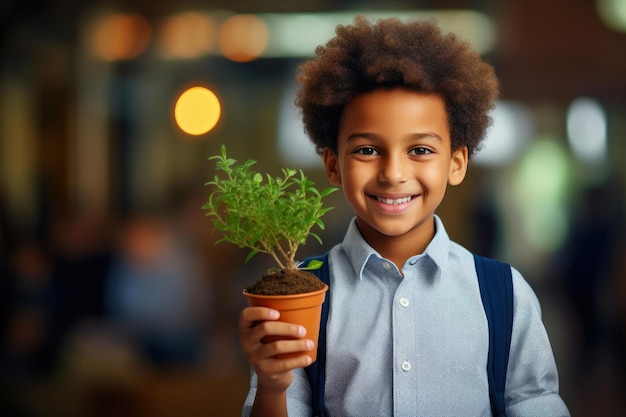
[370,221,418,237]
[373,216,432,236]
[378,227,415,238]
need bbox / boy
[239,15,570,416]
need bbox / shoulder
[447,241,543,315]
[509,266,542,315]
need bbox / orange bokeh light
[217,14,269,62]
[157,12,216,59]
[174,86,222,136]
[89,13,151,61]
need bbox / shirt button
[401,361,412,372]
[382,262,391,270]
[399,297,410,307]
[409,259,417,265]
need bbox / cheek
[340,170,361,193]
[419,164,450,191]
[339,164,368,197]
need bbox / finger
[239,313,305,357]
[242,323,305,356]
[262,338,315,358]
[256,349,314,375]
[241,322,308,360]
[239,307,280,330]
[251,321,307,342]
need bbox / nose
[378,154,410,184]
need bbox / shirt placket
[392,260,419,415]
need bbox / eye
[409,147,433,156]
[353,147,380,156]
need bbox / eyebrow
[345,132,444,142]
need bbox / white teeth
[376,196,413,205]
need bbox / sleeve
[241,367,313,417]
[505,268,571,417]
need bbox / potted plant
[202,145,337,360]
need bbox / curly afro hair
[295,15,499,157]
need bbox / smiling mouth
[373,195,415,205]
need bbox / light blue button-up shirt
[242,216,570,417]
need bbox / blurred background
[1,0,625,416]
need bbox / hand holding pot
[239,306,314,390]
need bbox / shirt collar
[341,218,377,280]
[340,215,451,281]
[423,214,451,279]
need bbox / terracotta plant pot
[243,285,329,361]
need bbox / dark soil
[245,269,326,295]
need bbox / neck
[356,217,436,270]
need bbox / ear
[448,146,468,186]
[322,147,342,186]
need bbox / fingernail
[268,310,280,319]
[298,326,307,337]
[306,340,314,350]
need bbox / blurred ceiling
[1,0,625,101]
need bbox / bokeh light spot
[597,0,626,32]
[89,13,151,61]
[567,97,607,165]
[217,14,269,62]
[174,87,221,136]
[475,100,534,166]
[157,12,216,59]
[513,138,571,252]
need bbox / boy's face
[323,88,468,248]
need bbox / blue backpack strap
[473,254,514,417]
[301,253,330,417]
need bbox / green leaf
[310,232,323,246]
[245,249,259,264]
[320,187,339,198]
[299,259,324,271]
